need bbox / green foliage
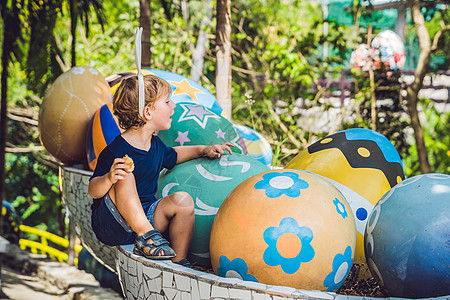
[25,0,64,95]
[425,7,450,68]
[5,153,61,234]
[4,62,63,235]
[403,99,450,176]
[227,0,351,165]
[53,0,139,75]
[344,68,410,159]
[2,0,449,240]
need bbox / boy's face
[150,93,176,131]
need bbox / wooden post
[215,0,232,120]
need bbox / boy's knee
[171,192,194,210]
[115,173,136,189]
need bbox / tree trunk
[215,0,232,120]
[406,0,431,173]
[190,0,213,82]
[0,30,11,235]
[140,0,152,68]
[70,0,78,67]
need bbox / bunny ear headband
[135,27,145,117]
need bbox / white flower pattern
[72,66,86,75]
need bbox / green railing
[19,225,82,265]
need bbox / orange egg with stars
[210,169,357,291]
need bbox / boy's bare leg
[153,192,195,263]
[109,174,153,237]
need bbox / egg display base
[60,165,449,300]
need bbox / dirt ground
[1,265,70,300]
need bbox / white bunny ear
[134,27,144,117]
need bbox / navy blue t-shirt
[90,135,177,213]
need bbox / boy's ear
[143,106,152,119]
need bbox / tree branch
[7,113,38,126]
[8,107,38,119]
[431,25,450,52]
[264,100,306,147]
[5,145,45,153]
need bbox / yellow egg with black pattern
[210,169,357,291]
[285,128,405,275]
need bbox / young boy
[88,75,233,266]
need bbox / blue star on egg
[263,217,315,274]
[217,256,258,282]
[254,172,309,198]
[323,246,353,291]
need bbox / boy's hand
[203,142,234,158]
[108,157,131,184]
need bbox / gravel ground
[192,262,386,297]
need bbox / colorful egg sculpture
[86,103,123,170]
[105,69,224,116]
[39,66,112,163]
[157,103,247,154]
[371,30,406,70]
[155,154,270,267]
[210,169,357,291]
[233,124,273,166]
[364,173,450,298]
[285,128,405,270]
[350,44,377,72]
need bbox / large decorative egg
[371,30,406,70]
[105,69,223,116]
[233,124,273,166]
[285,128,405,269]
[365,173,450,298]
[210,169,357,291]
[157,103,247,154]
[86,103,123,170]
[155,154,269,267]
[350,44,376,72]
[39,66,112,163]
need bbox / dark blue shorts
[91,194,162,246]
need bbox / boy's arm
[174,143,234,164]
[88,157,130,198]
[88,174,114,199]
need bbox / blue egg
[233,124,273,166]
[364,173,450,298]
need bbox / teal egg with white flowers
[157,103,247,154]
[155,153,269,267]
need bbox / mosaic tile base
[61,166,450,300]
[117,245,450,300]
[60,166,117,272]
[118,245,313,300]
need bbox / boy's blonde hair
[113,75,171,129]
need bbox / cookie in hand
[123,154,135,173]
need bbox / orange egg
[210,169,357,291]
